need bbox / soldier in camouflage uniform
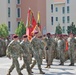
[45,33,55,68]
[0,37,6,56]
[30,31,45,74]
[6,34,23,75]
[67,33,76,66]
[38,35,46,59]
[20,35,33,75]
[57,35,65,65]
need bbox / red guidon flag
[26,8,37,41]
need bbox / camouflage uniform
[31,36,45,74]
[6,40,23,75]
[68,37,76,66]
[57,38,65,65]
[45,37,55,68]
[20,40,33,75]
[0,38,6,56]
[42,36,48,59]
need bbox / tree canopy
[15,21,26,38]
[0,24,9,38]
[55,24,62,34]
[67,22,76,34]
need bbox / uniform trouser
[23,56,31,74]
[21,55,32,70]
[8,58,21,74]
[59,50,65,64]
[42,48,46,58]
[45,49,54,66]
[30,57,43,72]
[68,50,75,64]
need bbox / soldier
[42,34,48,59]
[20,34,33,75]
[45,33,55,68]
[57,35,65,65]
[30,31,45,74]
[38,35,45,59]
[67,33,76,66]
[0,37,6,56]
[6,34,23,75]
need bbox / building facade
[0,0,76,35]
[46,0,76,34]
[0,0,46,35]
[0,0,18,35]
[20,0,46,34]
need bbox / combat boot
[45,65,48,68]
[59,62,64,65]
[18,72,23,75]
[28,73,33,75]
[45,64,51,68]
[48,65,51,68]
[59,63,64,65]
[69,63,74,66]
[7,73,11,75]
[40,71,45,74]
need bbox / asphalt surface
[0,57,76,75]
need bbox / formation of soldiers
[4,31,76,75]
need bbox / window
[51,4,53,13]
[67,0,69,4]
[8,0,10,3]
[62,26,65,33]
[56,17,58,21]
[8,21,11,31]
[17,8,21,18]
[18,22,20,27]
[67,6,69,13]
[62,7,65,14]
[51,17,53,25]
[67,16,70,23]
[56,7,58,12]
[62,16,65,23]
[17,0,21,4]
[8,7,10,17]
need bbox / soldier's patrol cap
[59,34,63,37]
[43,34,46,37]
[13,34,18,38]
[47,33,51,36]
[23,34,28,38]
[38,35,42,38]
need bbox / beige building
[46,0,76,34]
[0,0,46,35]
[21,0,46,34]
[0,0,76,35]
[0,0,21,35]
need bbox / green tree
[67,22,76,34]
[15,21,26,38]
[55,24,62,34]
[0,24,9,38]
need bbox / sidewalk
[0,57,76,75]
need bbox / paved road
[0,57,76,75]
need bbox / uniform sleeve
[6,45,12,57]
